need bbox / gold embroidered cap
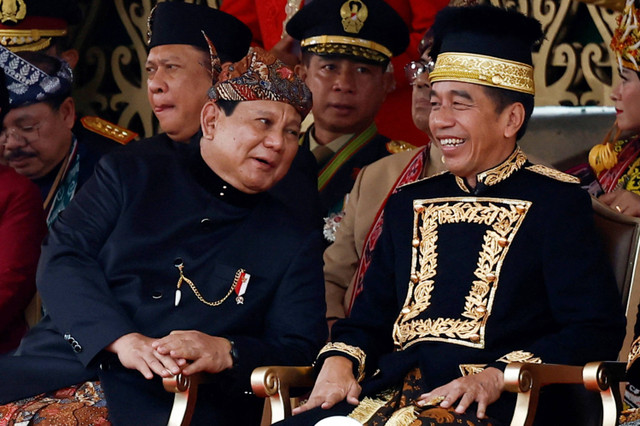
[428,5,542,95]
[286,0,409,63]
[0,0,81,52]
[610,0,640,72]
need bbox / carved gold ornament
[0,0,26,24]
[430,52,535,95]
[393,197,532,350]
[340,0,368,34]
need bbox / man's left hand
[152,330,233,375]
[417,367,504,419]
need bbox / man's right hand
[106,332,184,380]
[292,356,361,415]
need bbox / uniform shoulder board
[80,116,138,145]
[398,170,448,189]
[386,140,417,154]
[525,164,580,184]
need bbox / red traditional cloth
[347,147,426,314]
[0,165,47,353]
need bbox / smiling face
[429,81,522,187]
[200,100,301,194]
[298,54,393,144]
[611,67,640,133]
[146,44,212,142]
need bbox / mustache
[4,148,36,161]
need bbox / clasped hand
[107,330,233,379]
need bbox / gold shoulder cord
[174,260,243,307]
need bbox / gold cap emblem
[340,0,368,34]
[0,0,26,24]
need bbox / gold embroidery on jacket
[526,164,580,184]
[629,336,640,368]
[497,350,542,364]
[393,197,531,349]
[477,148,527,186]
[459,364,487,376]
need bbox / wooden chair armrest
[163,373,208,426]
[504,362,585,426]
[583,361,627,426]
[251,366,315,424]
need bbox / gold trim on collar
[301,35,393,59]
[318,342,366,381]
[394,197,531,350]
[430,52,535,95]
[477,148,528,186]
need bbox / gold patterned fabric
[393,196,531,349]
[348,368,499,425]
[318,342,367,381]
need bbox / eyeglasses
[0,123,43,147]
[405,58,434,86]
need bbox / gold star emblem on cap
[340,0,368,34]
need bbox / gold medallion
[0,0,26,24]
[340,0,368,34]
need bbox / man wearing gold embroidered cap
[0,46,327,425]
[281,5,625,425]
[286,0,414,241]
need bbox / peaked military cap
[286,0,409,64]
[147,2,252,64]
[429,5,543,95]
[0,46,72,107]
[0,0,81,52]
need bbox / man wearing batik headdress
[0,45,327,425]
[281,5,624,425]
[0,0,137,165]
[286,0,415,242]
[580,0,640,218]
[141,1,321,229]
[0,48,126,226]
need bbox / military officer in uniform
[282,5,625,425]
[0,45,326,425]
[286,0,414,240]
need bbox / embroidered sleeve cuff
[317,342,366,382]
[497,350,542,365]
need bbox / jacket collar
[455,146,527,194]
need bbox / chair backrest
[591,196,640,361]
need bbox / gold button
[470,334,481,342]
[498,237,509,248]
[401,307,411,314]
[476,305,486,315]
[486,273,496,282]
[491,74,503,85]
[412,238,420,247]
[516,205,526,214]
[410,274,419,283]
[414,206,424,213]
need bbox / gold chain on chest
[174,260,244,307]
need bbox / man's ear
[59,97,76,130]
[295,63,307,81]
[382,70,395,95]
[60,49,80,69]
[503,102,525,139]
[200,100,220,140]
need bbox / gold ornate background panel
[490,0,620,106]
[393,198,531,350]
[70,0,620,139]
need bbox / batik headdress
[0,45,72,106]
[207,40,312,118]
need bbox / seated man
[0,45,327,425]
[283,5,625,425]
[0,49,130,226]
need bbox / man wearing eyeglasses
[0,51,132,227]
[324,33,447,324]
